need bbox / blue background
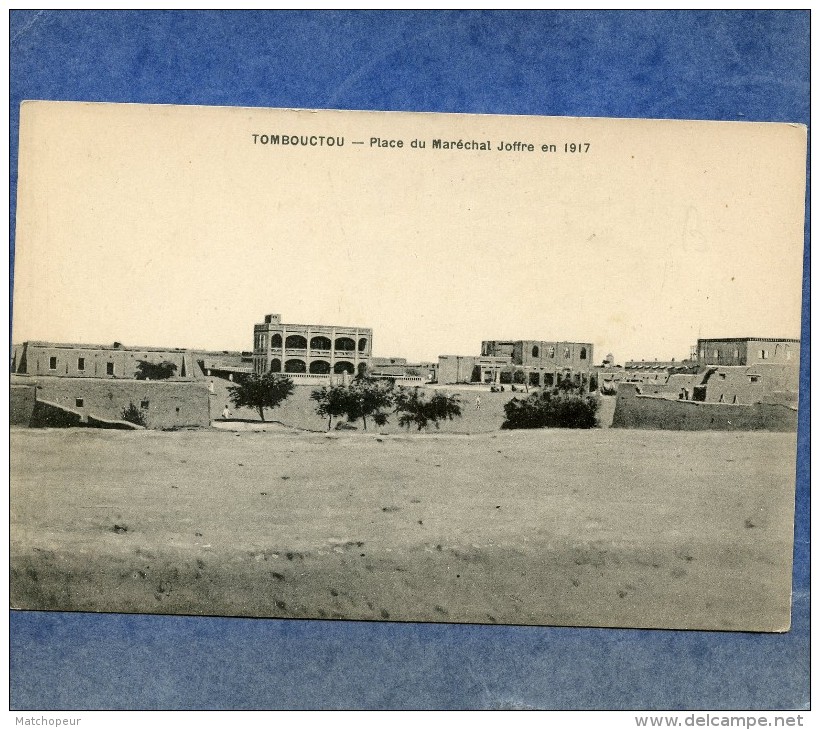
[9,10,810,710]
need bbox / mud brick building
[11,341,196,379]
[10,340,219,429]
[438,339,594,389]
[696,337,800,367]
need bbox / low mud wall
[12,376,210,429]
[10,384,36,425]
[612,385,797,432]
[29,399,84,428]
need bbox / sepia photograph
[10,101,806,634]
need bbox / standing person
[475,394,482,411]
[222,404,232,420]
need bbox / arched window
[309,360,330,374]
[270,358,281,373]
[548,347,555,358]
[532,345,539,358]
[334,361,354,374]
[271,334,282,348]
[357,363,368,376]
[358,337,368,353]
[284,359,306,373]
[580,347,587,360]
[310,336,331,351]
[285,335,307,349]
[564,347,571,359]
[335,337,356,352]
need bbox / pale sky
[12,103,807,364]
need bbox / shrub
[501,393,550,429]
[121,401,147,427]
[502,390,599,430]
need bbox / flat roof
[255,322,372,331]
[697,337,800,344]
[482,339,593,345]
[16,342,251,356]
[18,341,189,353]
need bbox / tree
[135,360,178,380]
[310,384,351,431]
[344,377,393,430]
[395,388,462,431]
[227,373,294,422]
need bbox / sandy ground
[11,427,796,631]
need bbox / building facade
[438,339,594,389]
[370,357,436,382]
[690,364,800,406]
[253,313,373,380]
[696,337,800,367]
[11,341,196,379]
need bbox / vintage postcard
[10,102,806,631]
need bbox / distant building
[438,339,594,389]
[622,358,699,383]
[612,336,801,417]
[370,357,436,383]
[11,341,196,379]
[199,352,253,381]
[690,363,799,406]
[371,356,408,369]
[10,340,255,383]
[252,313,372,381]
[10,340,214,429]
[696,337,800,367]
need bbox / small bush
[121,401,147,427]
[502,390,599,430]
[501,394,550,429]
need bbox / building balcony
[258,347,368,358]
